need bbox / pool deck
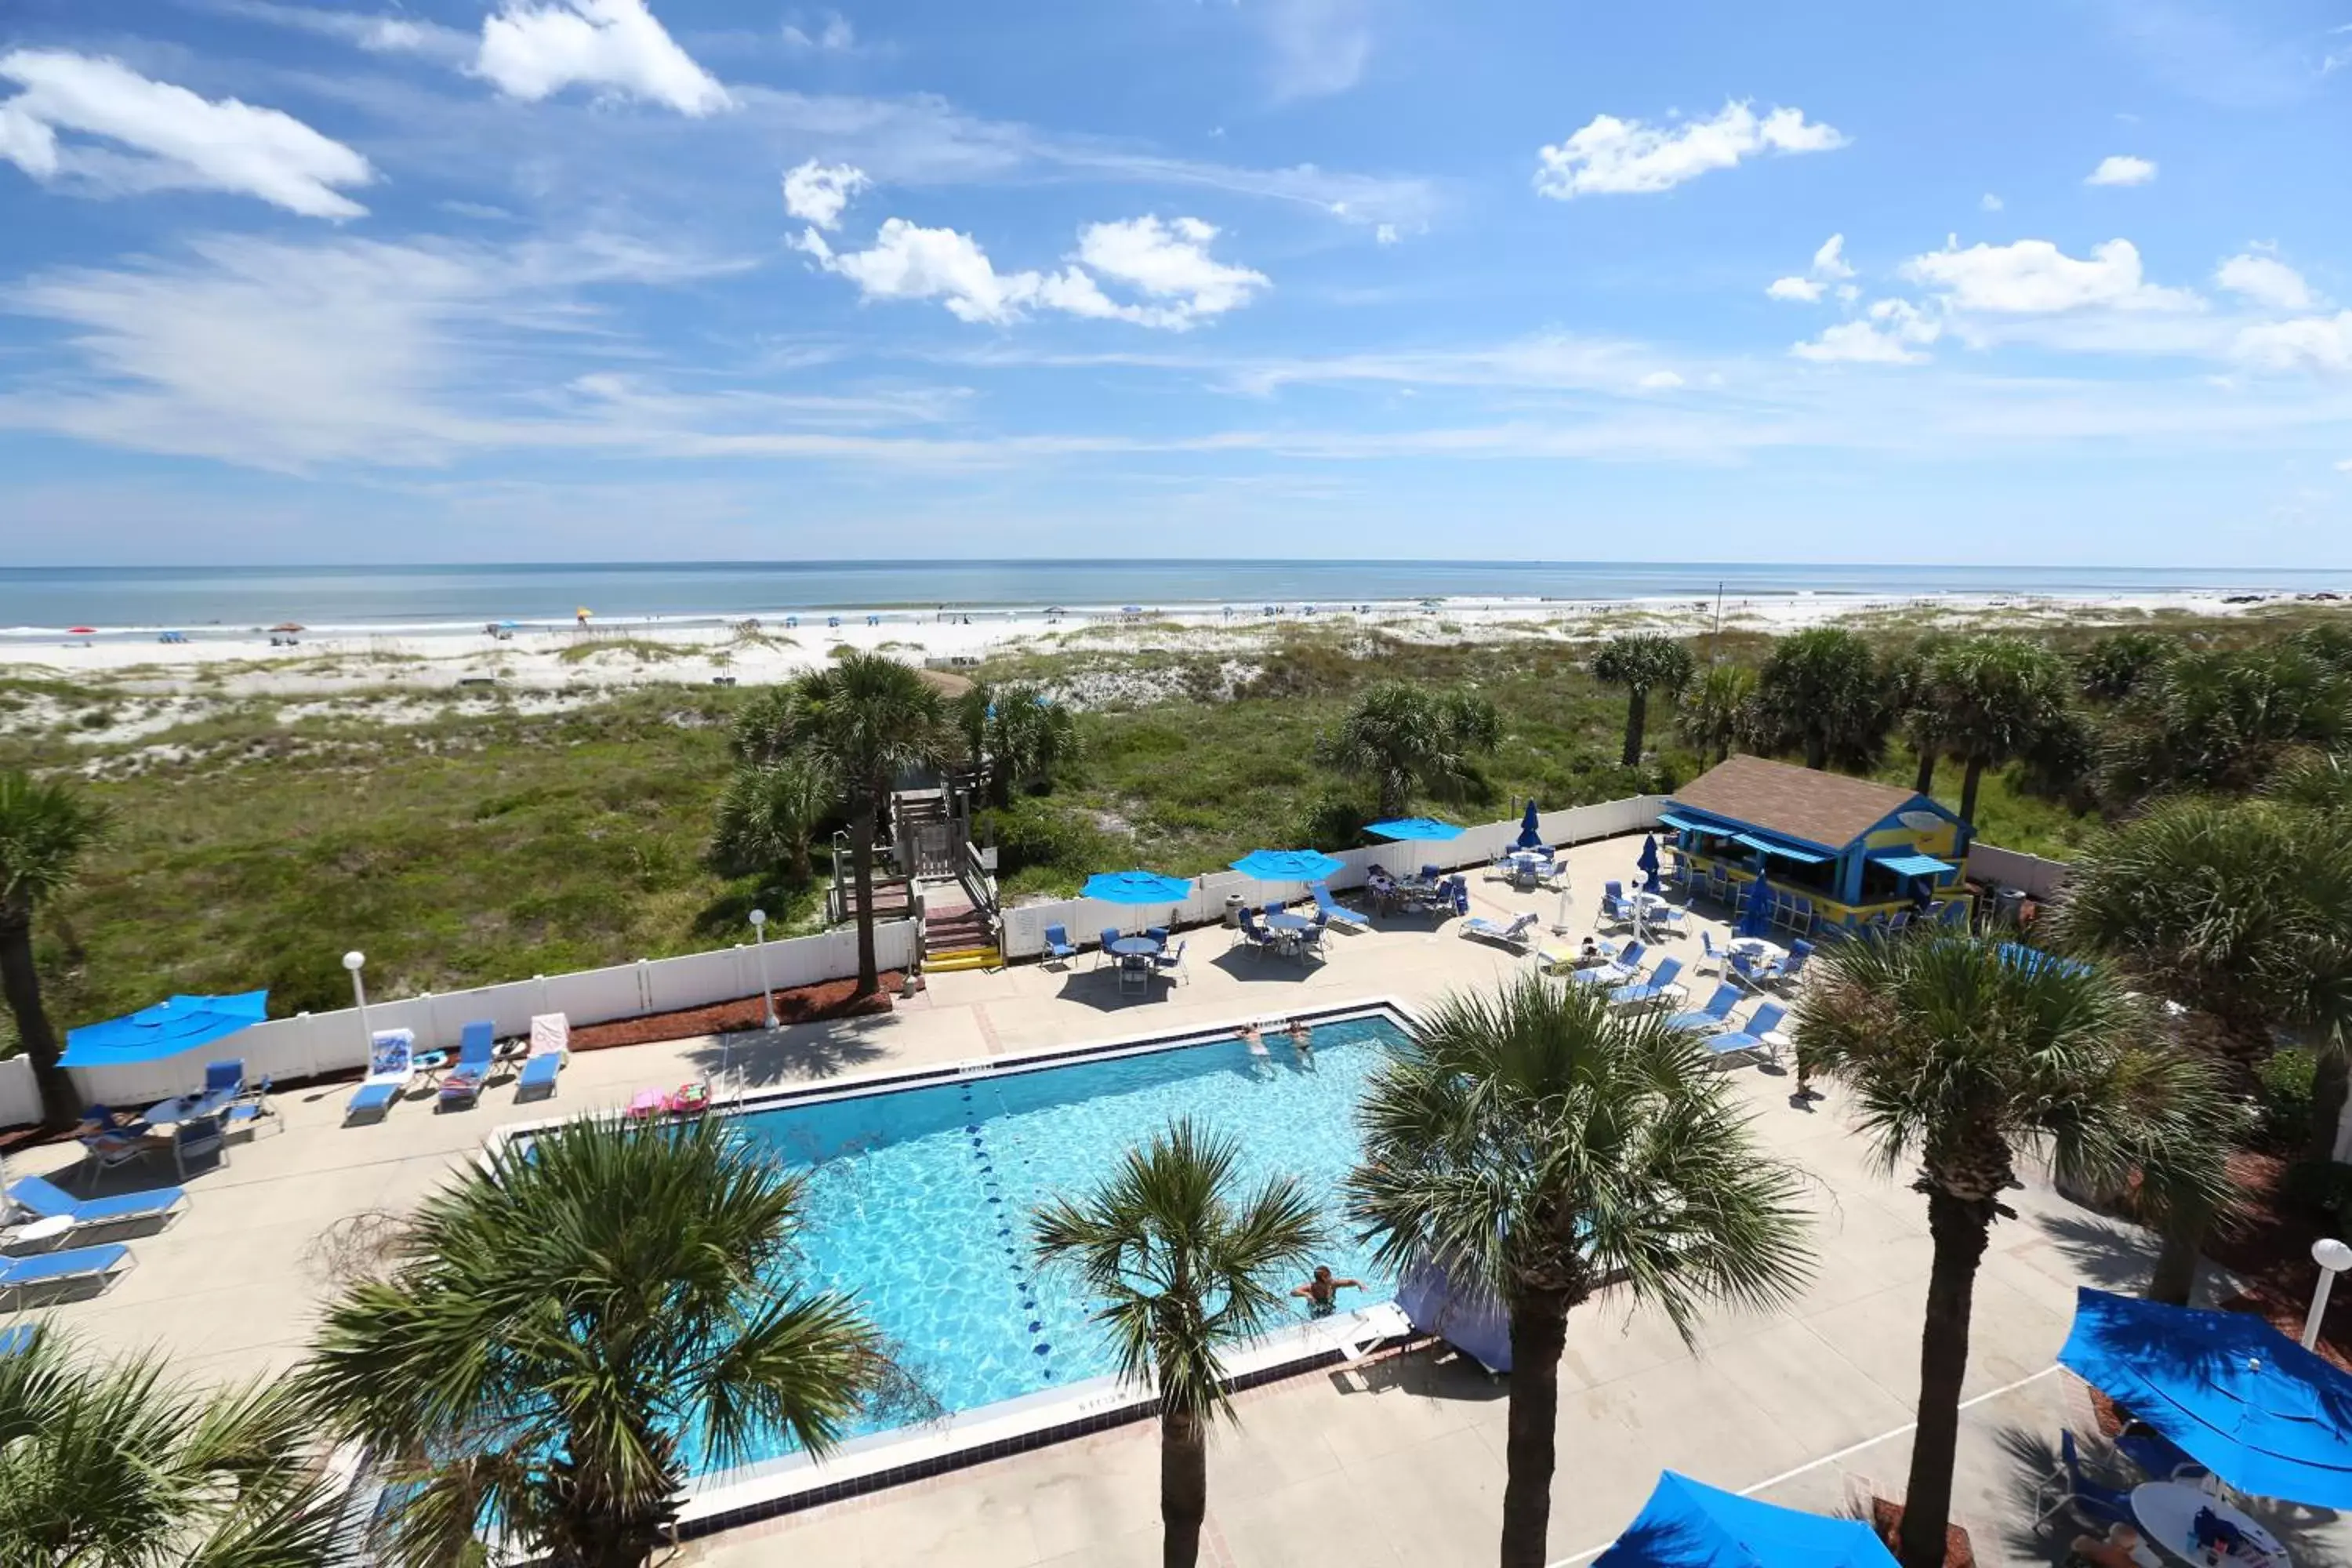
[12,833,2350,1567]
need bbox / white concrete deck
[9,834,2347,1567]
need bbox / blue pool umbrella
[1366,817,1465,843]
[1080,869,1193,905]
[1737,869,1774,939]
[1594,1472,1897,1568]
[2057,1287,2352,1507]
[1515,799,1544,850]
[1637,834,1663,894]
[1229,848,1347,886]
[60,990,269,1069]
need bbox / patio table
[409,1050,450,1086]
[1729,937,1788,968]
[140,1087,236,1129]
[1262,911,1312,956]
[2131,1482,2287,1566]
[1107,937,1163,958]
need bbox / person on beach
[1292,1265,1363,1318]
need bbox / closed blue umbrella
[2058,1287,2352,1508]
[1366,818,1465,843]
[1594,1471,1897,1567]
[1737,869,1773,939]
[1080,869,1193,905]
[1515,800,1544,850]
[60,990,269,1069]
[1637,834,1663,894]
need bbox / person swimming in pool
[1240,1021,1268,1055]
[1287,1018,1312,1051]
[1292,1265,1363,1319]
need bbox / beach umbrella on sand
[270,622,304,633]
[67,626,96,636]
[1637,834,1663,895]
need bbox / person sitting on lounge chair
[1292,1265,1364,1319]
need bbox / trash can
[1225,893,1246,928]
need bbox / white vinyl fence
[998,795,1670,960]
[1964,842,2071,901]
[0,1055,36,1130]
[37,920,919,1114]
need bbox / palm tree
[1748,627,1889,772]
[959,681,1084,808]
[2077,630,2176,704]
[1675,662,1755,769]
[1314,681,1500,819]
[2049,797,2352,1272]
[1032,1119,1323,1568]
[303,1116,888,1567]
[1346,975,1812,1568]
[1880,642,1944,793]
[2100,645,2350,807]
[712,756,832,884]
[1792,935,2228,1568]
[2266,750,2352,816]
[1924,635,2071,833]
[0,770,112,1125]
[737,652,952,995]
[1592,634,1696,767]
[0,1327,344,1565]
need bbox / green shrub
[2257,1047,2318,1152]
[1291,789,1367,851]
[2283,1158,2352,1232]
[976,799,1110,880]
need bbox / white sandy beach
[0,588,2312,702]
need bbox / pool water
[724,1014,1404,1465]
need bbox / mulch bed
[1871,1500,1976,1568]
[568,974,902,1051]
[2201,1149,2352,1371]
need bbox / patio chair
[5,1173,186,1243]
[437,1023,497,1109]
[1771,939,1814,990]
[1145,926,1170,946]
[1460,911,1540,952]
[1728,950,1773,992]
[1705,1003,1788,1066]
[224,1075,277,1139]
[1152,940,1188,985]
[1694,931,1726,975]
[1041,924,1078,968]
[165,1115,227,1180]
[1662,984,1741,1036]
[517,1012,569,1102]
[1297,924,1328,962]
[2033,1431,2136,1534]
[202,1059,245,1100]
[74,1126,155,1192]
[1235,909,1271,959]
[1610,957,1686,1011]
[1094,927,1122,971]
[1597,884,1635,933]
[2115,1424,2205,1483]
[0,1243,132,1308]
[1568,940,1645,988]
[346,1029,416,1123]
[1419,865,1442,883]
[1311,882,1369,929]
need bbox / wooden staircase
[921,883,1000,973]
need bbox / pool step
[927,946,1002,973]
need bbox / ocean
[2,560,2345,636]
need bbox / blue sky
[2,0,2350,565]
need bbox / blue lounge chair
[0,1243,132,1306]
[1610,957,1686,1011]
[516,1013,568,1102]
[1569,939,1645,987]
[1662,984,1741,1035]
[1461,911,1540,952]
[437,1022,497,1109]
[346,1029,415,1123]
[1042,924,1078,968]
[0,1324,37,1356]
[1706,1002,1788,1065]
[6,1173,185,1241]
[1310,882,1369,929]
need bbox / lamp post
[342,950,371,1049]
[749,909,776,1030]
[2304,1236,2352,1350]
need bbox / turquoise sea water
[5,559,2344,636]
[722,1015,1401,1465]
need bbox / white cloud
[1791,299,1940,365]
[198,2,477,64]
[2215,252,2314,310]
[1902,238,2199,313]
[1374,223,1399,245]
[477,0,730,115]
[1767,276,1823,303]
[782,159,867,229]
[1637,370,1685,390]
[1073,216,1267,321]
[1812,233,1855,279]
[0,51,373,218]
[780,13,857,52]
[797,218,1042,325]
[2086,154,2158,187]
[2337,458,2352,474]
[2233,312,2352,373]
[1534,100,1846,199]
[1258,0,1373,101]
[1980,192,2003,212]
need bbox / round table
[1108,937,1163,958]
[1262,913,1312,934]
[410,1050,449,1083]
[1730,936,1788,967]
[9,1214,74,1252]
[2131,1482,2288,1566]
[141,1090,230,1128]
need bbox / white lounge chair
[517,1012,569,1102]
[346,1029,415,1123]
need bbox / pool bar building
[1657,755,1969,932]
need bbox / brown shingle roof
[1668,754,1923,850]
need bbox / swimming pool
[720,1012,1405,1472]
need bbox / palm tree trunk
[1499,1301,1570,1568]
[1956,759,1985,832]
[1803,736,1828,771]
[850,786,880,996]
[2147,1210,2205,1306]
[1620,690,1647,768]
[1914,748,1936,794]
[2306,1045,2349,1169]
[0,911,75,1125]
[1899,1189,1992,1568]
[1160,1406,1207,1568]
